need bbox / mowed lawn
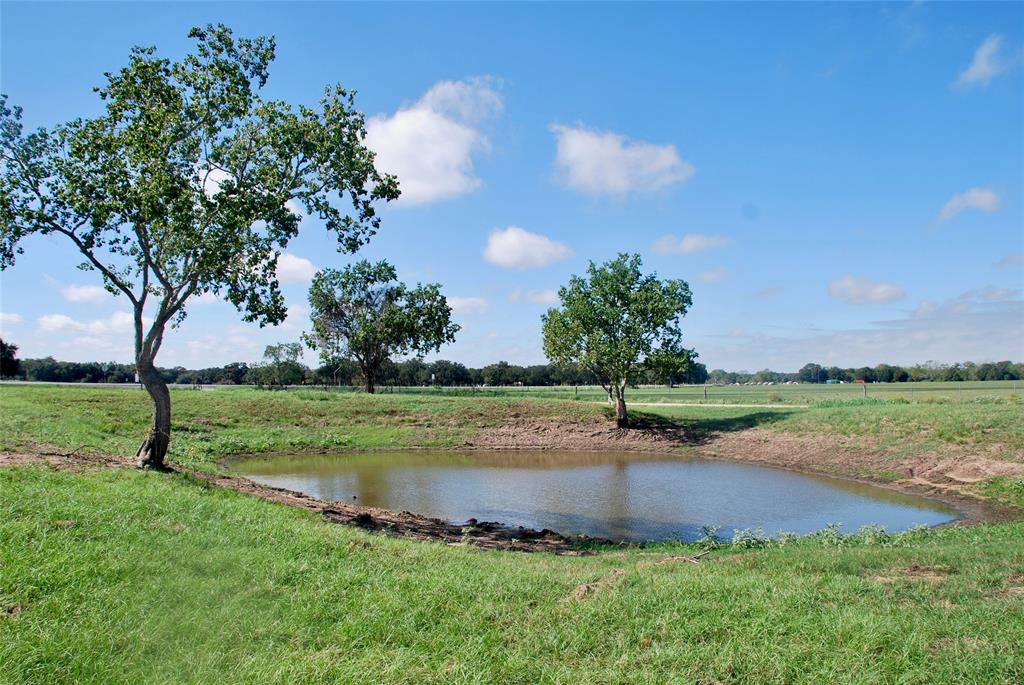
[1,384,1023,683]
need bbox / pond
[232,450,959,542]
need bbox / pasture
[1,383,1022,683]
[378,379,1024,405]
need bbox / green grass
[0,385,595,471]
[1,384,1022,682]
[374,379,1024,405]
[979,477,1024,509]
[648,400,1024,457]
[2,466,1023,684]
[1,385,1021,473]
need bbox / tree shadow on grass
[615,407,793,446]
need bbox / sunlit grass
[1,385,1023,682]
[1,385,1021,472]
[2,466,1022,684]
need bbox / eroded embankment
[468,417,1024,525]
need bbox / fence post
[863,383,867,399]
[703,384,707,400]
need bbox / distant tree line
[8,356,253,385]
[4,344,1019,387]
[710,360,1024,385]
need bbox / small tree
[797,363,827,384]
[0,25,398,468]
[251,342,305,388]
[0,338,21,379]
[542,253,692,427]
[303,260,458,393]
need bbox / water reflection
[234,450,959,542]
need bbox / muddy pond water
[233,450,959,542]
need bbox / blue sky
[1,1,1022,372]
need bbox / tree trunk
[615,395,628,428]
[135,359,171,469]
[361,366,375,394]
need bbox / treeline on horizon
[3,351,1022,387]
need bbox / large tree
[542,253,692,427]
[303,260,458,393]
[0,25,399,468]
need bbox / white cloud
[910,288,1018,323]
[651,233,733,255]
[186,330,260,357]
[448,297,489,315]
[0,312,23,326]
[551,123,693,196]
[937,187,1000,222]
[958,286,1019,302]
[192,292,220,305]
[994,253,1024,269]
[277,303,309,331]
[828,275,905,305]
[365,77,502,206]
[954,35,1006,88]
[285,199,304,220]
[416,78,504,122]
[697,299,1024,372]
[276,253,318,283]
[510,289,559,305]
[37,311,138,335]
[60,284,109,304]
[70,336,117,350]
[697,268,726,283]
[199,165,233,197]
[483,226,572,269]
[913,300,938,318]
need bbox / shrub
[731,527,769,548]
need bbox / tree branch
[50,223,139,307]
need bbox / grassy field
[0,385,592,470]
[1,383,1021,469]
[1,384,1023,683]
[375,379,1024,405]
